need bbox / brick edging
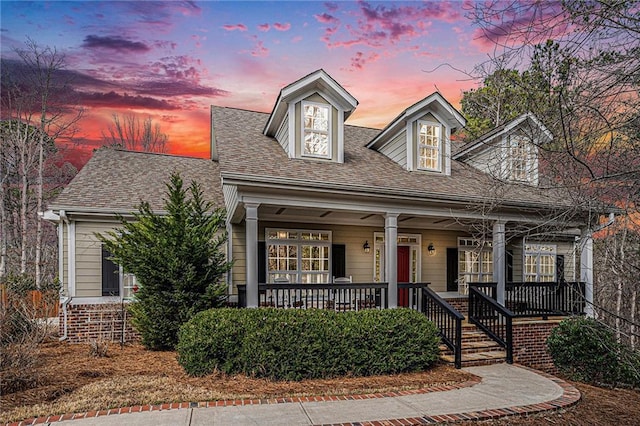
[6,378,482,425]
[319,365,581,425]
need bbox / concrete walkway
[35,364,580,425]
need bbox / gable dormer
[263,69,358,163]
[366,93,465,176]
[453,113,553,186]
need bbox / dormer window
[417,121,441,171]
[507,135,534,182]
[302,101,331,158]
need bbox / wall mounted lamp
[363,240,371,254]
[427,243,436,256]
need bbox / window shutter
[332,244,346,279]
[506,249,513,283]
[101,245,120,296]
[556,255,565,283]
[258,241,266,284]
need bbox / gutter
[59,210,71,341]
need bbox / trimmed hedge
[547,316,640,387]
[177,308,440,380]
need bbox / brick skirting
[443,297,468,317]
[512,319,562,373]
[60,303,139,343]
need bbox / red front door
[397,246,410,307]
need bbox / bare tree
[102,114,169,153]
[464,0,640,342]
[1,39,82,287]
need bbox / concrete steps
[439,324,507,367]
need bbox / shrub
[0,274,59,394]
[547,316,625,384]
[177,308,440,380]
[97,173,232,350]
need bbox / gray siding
[379,130,407,168]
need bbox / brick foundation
[444,297,468,317]
[512,319,561,373]
[60,303,139,343]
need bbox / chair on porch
[332,276,353,311]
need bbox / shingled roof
[49,149,223,213]
[212,106,572,209]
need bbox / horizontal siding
[231,221,472,293]
[74,221,121,297]
[275,112,289,153]
[379,130,407,168]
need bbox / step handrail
[468,285,514,364]
[422,286,465,369]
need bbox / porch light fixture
[427,243,436,256]
[363,240,371,253]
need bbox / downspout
[59,210,71,341]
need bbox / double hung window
[507,135,533,182]
[417,121,441,171]
[524,244,556,282]
[302,102,330,158]
[458,238,493,284]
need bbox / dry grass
[1,341,474,424]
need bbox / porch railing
[470,281,586,317]
[468,285,514,364]
[237,282,436,311]
[238,282,389,311]
[422,286,464,369]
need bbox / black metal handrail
[468,281,586,317]
[422,286,465,369]
[468,285,514,364]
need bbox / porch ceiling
[258,205,467,230]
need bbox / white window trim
[523,243,557,282]
[301,100,332,160]
[505,134,537,183]
[372,232,422,283]
[119,265,137,300]
[416,120,442,172]
[265,228,332,283]
[457,237,494,284]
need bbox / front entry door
[397,246,410,307]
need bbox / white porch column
[580,230,594,317]
[245,203,260,308]
[385,213,399,308]
[492,221,506,305]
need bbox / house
[46,70,596,368]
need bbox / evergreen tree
[98,173,232,350]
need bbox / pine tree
[98,173,232,350]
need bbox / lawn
[2,340,639,425]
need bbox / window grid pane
[304,104,330,157]
[418,122,440,170]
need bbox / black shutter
[258,241,266,284]
[101,245,120,296]
[332,244,346,279]
[506,249,513,283]
[446,248,458,291]
[556,255,565,283]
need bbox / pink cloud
[348,51,381,70]
[469,2,572,51]
[314,13,339,24]
[324,2,339,12]
[273,22,291,31]
[258,23,270,32]
[291,36,303,43]
[222,23,248,32]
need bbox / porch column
[385,213,399,308]
[245,203,260,308]
[580,230,594,317]
[492,221,506,305]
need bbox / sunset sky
[1,1,514,167]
